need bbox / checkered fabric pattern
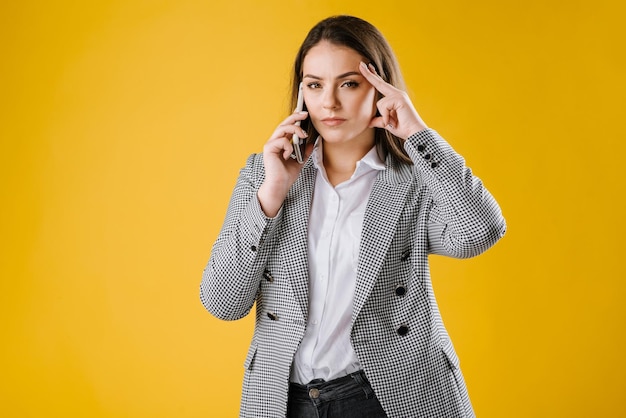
[200,129,506,418]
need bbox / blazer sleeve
[200,153,283,320]
[405,129,506,258]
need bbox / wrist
[408,119,428,135]
[257,182,288,218]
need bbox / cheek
[357,89,377,117]
[303,94,319,114]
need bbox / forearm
[200,155,282,320]
[405,129,506,258]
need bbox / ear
[368,115,385,129]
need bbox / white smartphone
[292,82,305,163]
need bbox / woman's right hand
[257,111,312,217]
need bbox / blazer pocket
[243,343,257,371]
[441,338,460,370]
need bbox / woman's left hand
[359,61,428,140]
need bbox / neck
[322,137,375,187]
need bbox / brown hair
[291,15,412,165]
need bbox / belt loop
[351,371,374,399]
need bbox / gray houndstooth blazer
[201,129,506,417]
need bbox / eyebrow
[302,71,361,80]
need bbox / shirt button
[309,388,320,399]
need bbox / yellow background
[1,0,624,416]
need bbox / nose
[322,88,340,110]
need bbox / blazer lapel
[281,159,316,320]
[352,159,413,324]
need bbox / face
[301,41,377,148]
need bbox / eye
[341,80,360,88]
[306,82,321,89]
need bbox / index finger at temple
[359,62,395,95]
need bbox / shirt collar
[311,137,386,176]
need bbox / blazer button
[250,245,257,252]
[400,249,410,262]
[263,269,274,283]
[397,325,409,336]
[395,285,407,297]
[431,162,439,168]
[424,153,432,161]
[267,312,278,321]
[417,144,425,152]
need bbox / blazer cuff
[239,193,282,253]
[404,129,455,170]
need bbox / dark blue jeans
[287,371,388,418]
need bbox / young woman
[201,15,506,418]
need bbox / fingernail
[368,63,377,73]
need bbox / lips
[321,117,347,127]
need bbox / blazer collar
[352,157,414,324]
[281,158,316,320]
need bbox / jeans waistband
[288,370,374,401]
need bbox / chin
[318,131,351,143]
[322,128,374,145]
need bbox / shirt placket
[306,185,340,371]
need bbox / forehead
[303,42,364,73]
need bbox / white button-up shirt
[291,140,386,384]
